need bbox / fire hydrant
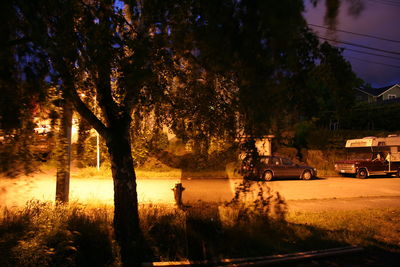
[172,183,185,208]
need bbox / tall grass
[0,201,116,267]
[138,199,294,261]
[1,200,399,266]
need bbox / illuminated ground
[1,169,400,211]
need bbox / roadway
[1,172,400,211]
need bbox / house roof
[357,84,399,97]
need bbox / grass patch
[70,167,183,179]
[1,201,399,266]
[69,162,240,179]
[71,165,113,179]
[286,208,400,251]
[0,201,116,267]
[136,169,182,179]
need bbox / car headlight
[334,164,338,168]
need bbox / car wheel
[301,170,312,180]
[356,168,368,179]
[263,171,273,181]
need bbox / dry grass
[304,149,345,176]
[286,208,400,251]
[68,162,241,179]
[0,201,117,267]
[2,200,399,266]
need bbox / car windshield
[282,158,293,165]
[271,157,281,165]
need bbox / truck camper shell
[345,136,400,162]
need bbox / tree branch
[69,88,109,138]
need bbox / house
[355,84,400,103]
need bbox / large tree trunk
[106,123,142,266]
[56,99,73,203]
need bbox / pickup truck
[334,136,400,178]
[335,157,400,178]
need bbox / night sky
[304,0,400,88]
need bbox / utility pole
[97,131,100,171]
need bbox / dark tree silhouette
[3,1,362,265]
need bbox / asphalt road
[1,172,400,211]
[182,176,400,211]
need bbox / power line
[368,0,400,3]
[342,47,400,61]
[308,23,400,43]
[317,36,400,56]
[346,56,400,69]
[365,0,400,7]
[366,0,400,7]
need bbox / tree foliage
[2,0,363,264]
[0,0,51,175]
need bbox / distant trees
[2,0,362,265]
[0,0,50,175]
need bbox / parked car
[240,155,317,181]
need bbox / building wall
[368,95,375,103]
[355,90,369,102]
[382,85,400,100]
[356,85,400,103]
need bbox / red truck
[334,135,400,178]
